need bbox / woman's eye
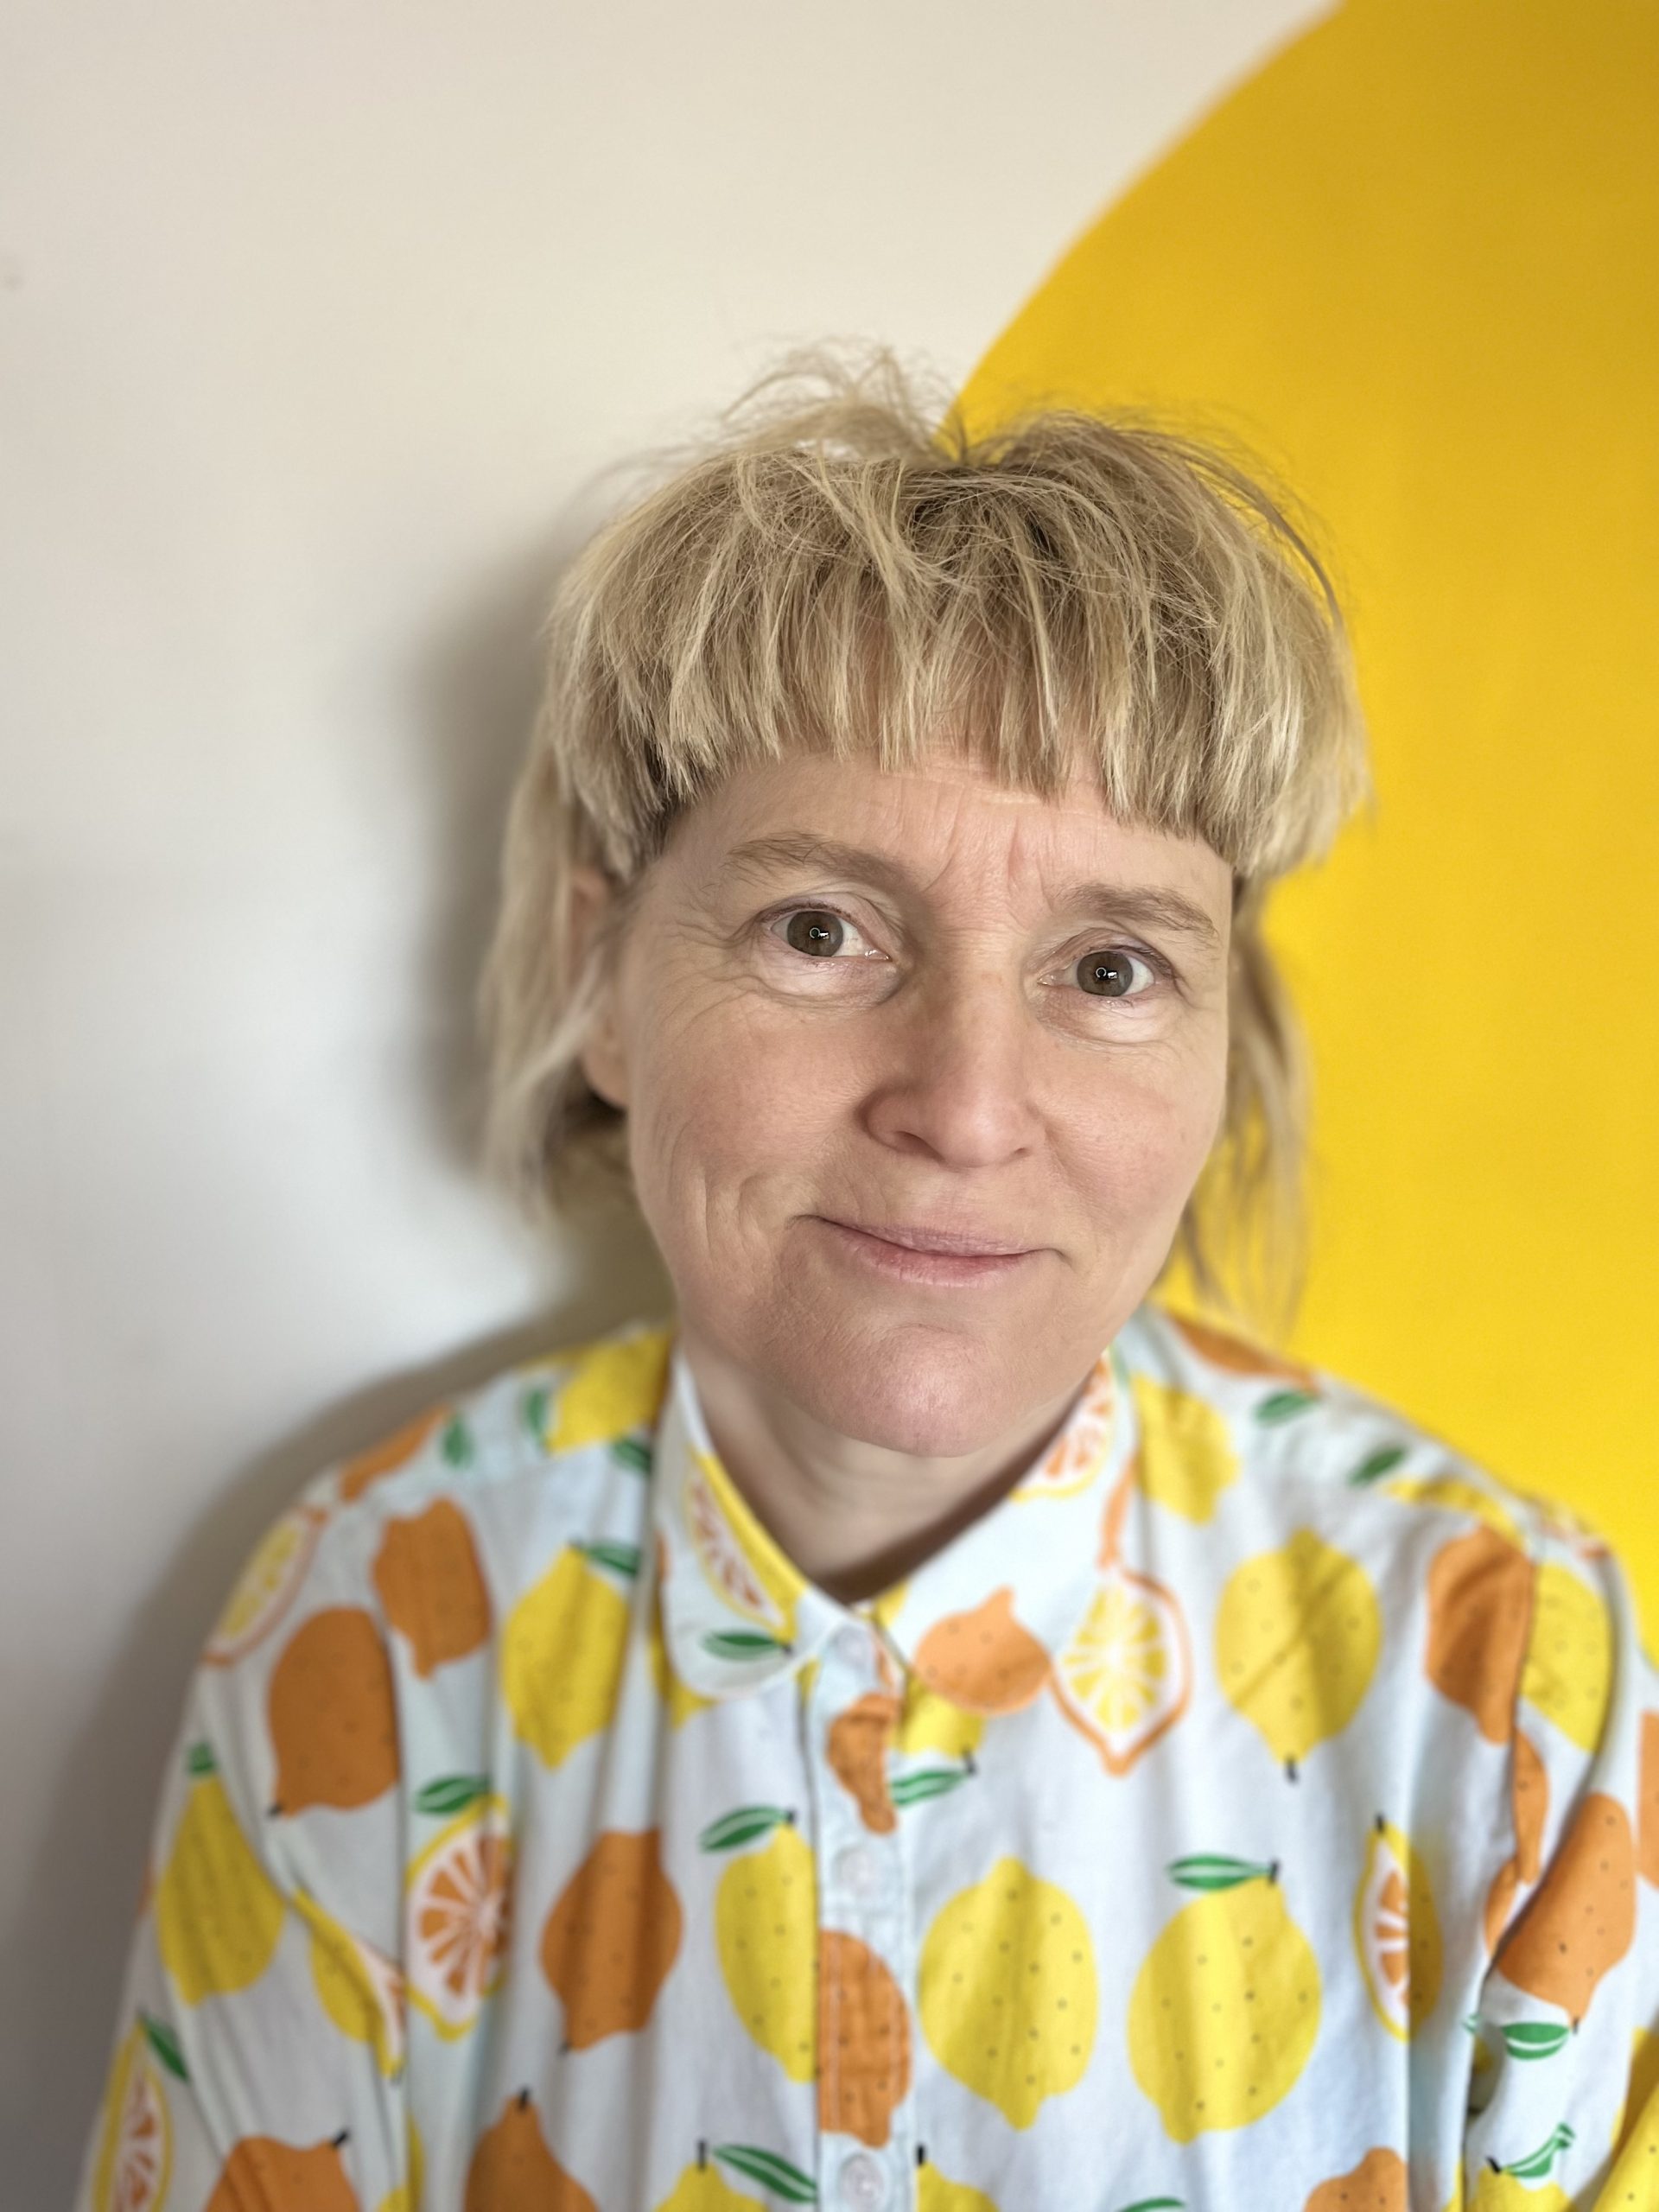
[1071,946,1160,1001]
[768,906,873,960]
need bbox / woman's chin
[751,1313,1046,1460]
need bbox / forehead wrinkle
[720,823,1223,952]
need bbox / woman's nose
[858,963,1044,1167]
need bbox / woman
[79,355,1658,2211]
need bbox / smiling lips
[832,1217,1034,1256]
[817,1217,1039,1284]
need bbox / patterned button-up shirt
[77,1301,1659,2210]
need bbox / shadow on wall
[8,536,672,2198]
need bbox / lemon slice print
[1050,1561,1192,1776]
[202,1503,326,1667]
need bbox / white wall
[0,1,1325,2190]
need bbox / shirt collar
[652,1326,1130,1703]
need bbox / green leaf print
[1497,2019,1573,2060]
[139,2010,188,2082]
[1350,1444,1411,1484]
[1254,1389,1318,1426]
[698,1805,795,1853]
[1111,2200,1185,2211]
[889,1765,973,1808]
[702,1627,791,1662]
[440,1415,474,1467]
[521,1385,550,1443]
[1498,2122,1574,2181]
[610,1434,654,1474]
[714,2144,818,2202]
[184,1741,215,1778]
[414,1775,490,1818]
[579,1539,643,1580]
[1166,1853,1275,1892]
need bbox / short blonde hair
[479,348,1370,1332]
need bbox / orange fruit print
[1423,1527,1534,1745]
[1492,1790,1636,2024]
[827,1693,903,1834]
[267,1607,400,1815]
[464,2091,596,2212]
[372,1500,493,1679]
[912,1589,1051,1713]
[818,1929,911,2148]
[203,2134,357,2212]
[539,1827,683,2048]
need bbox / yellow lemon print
[653,2151,772,2209]
[646,1589,714,1728]
[700,1804,817,2083]
[373,2114,423,2212]
[1215,1530,1382,1778]
[1353,1816,1442,2041]
[896,1681,985,1761]
[1519,1560,1613,1752]
[1607,2059,1659,2188]
[501,1542,636,1767]
[1466,2126,1575,2210]
[1382,1472,1523,1547]
[156,1742,284,2005]
[544,1326,673,1452]
[917,2161,1000,2212]
[1132,1376,1238,1524]
[1614,2024,1659,2158]
[918,1858,1096,2129]
[1128,1853,1319,2141]
[295,1889,405,2077]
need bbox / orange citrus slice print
[1354,1815,1443,2040]
[91,2021,173,2212]
[406,1789,513,2039]
[685,1456,786,1633]
[1012,1355,1116,1501]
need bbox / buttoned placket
[806,1613,915,2212]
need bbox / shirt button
[837,2152,891,2209]
[831,1843,884,1901]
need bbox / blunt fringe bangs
[479,347,1372,1335]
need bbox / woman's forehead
[667,746,1232,912]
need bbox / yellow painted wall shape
[961,0,1659,1615]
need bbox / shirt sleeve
[73,1474,412,2212]
[1460,1501,1659,2206]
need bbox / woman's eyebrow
[721,832,1224,952]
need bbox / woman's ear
[568,862,631,1109]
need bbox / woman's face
[578,742,1235,1457]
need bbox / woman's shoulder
[200,1312,677,1665]
[1122,1295,1618,1572]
